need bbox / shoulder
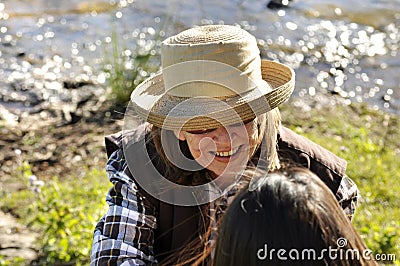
[105,123,150,158]
[277,126,347,193]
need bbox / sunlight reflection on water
[0,0,399,115]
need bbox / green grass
[0,168,110,266]
[0,256,25,266]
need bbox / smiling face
[176,118,262,179]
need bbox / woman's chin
[209,163,246,181]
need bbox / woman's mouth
[211,145,242,159]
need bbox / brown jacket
[104,125,347,263]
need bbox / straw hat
[130,25,295,131]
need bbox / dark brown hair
[213,167,377,266]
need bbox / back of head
[214,167,375,266]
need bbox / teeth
[215,147,239,157]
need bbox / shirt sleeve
[335,175,359,221]
[90,149,158,266]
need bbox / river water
[0,0,399,119]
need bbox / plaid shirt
[90,148,359,266]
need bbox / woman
[212,167,376,266]
[90,25,358,265]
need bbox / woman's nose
[212,126,230,143]
[211,125,242,143]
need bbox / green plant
[0,256,25,266]
[102,21,162,105]
[27,168,109,265]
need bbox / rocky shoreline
[1,100,123,181]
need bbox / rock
[0,211,38,263]
[63,80,93,89]
[0,104,19,126]
[266,0,293,9]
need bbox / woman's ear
[173,129,187,141]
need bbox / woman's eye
[186,119,254,134]
[230,118,254,127]
[187,128,216,135]
[230,122,245,127]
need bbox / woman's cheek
[186,135,215,161]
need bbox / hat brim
[130,60,295,131]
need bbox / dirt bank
[0,102,124,189]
